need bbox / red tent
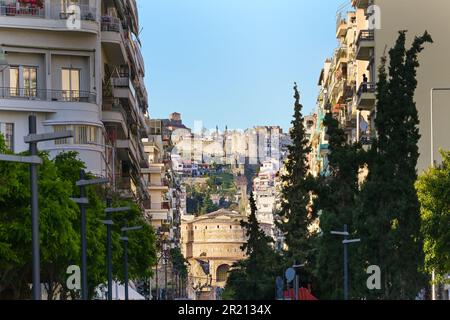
[284,288,318,301]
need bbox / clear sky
[137,0,349,131]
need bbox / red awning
[284,288,318,301]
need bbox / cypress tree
[224,193,281,300]
[353,31,433,299]
[278,83,316,276]
[314,114,363,299]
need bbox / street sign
[285,268,296,283]
[121,226,143,232]
[69,197,89,205]
[0,154,42,165]
[25,131,74,143]
[105,207,132,213]
[76,178,109,187]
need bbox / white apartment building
[0,0,148,202]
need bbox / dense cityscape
[1,0,450,305]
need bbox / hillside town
[1,0,450,304]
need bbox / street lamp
[430,87,450,300]
[331,224,361,301]
[0,115,73,300]
[70,172,109,300]
[102,202,132,300]
[120,225,143,300]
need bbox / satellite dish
[285,268,296,283]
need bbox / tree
[224,193,281,300]
[353,31,433,299]
[278,83,316,274]
[416,150,450,284]
[313,114,363,299]
[0,145,156,300]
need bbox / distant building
[181,209,247,300]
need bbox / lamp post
[430,87,450,300]
[70,173,109,300]
[120,225,143,300]
[102,203,131,300]
[1,115,74,300]
[331,225,361,300]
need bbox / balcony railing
[0,87,96,103]
[101,15,122,32]
[111,77,136,98]
[357,82,376,96]
[356,29,375,45]
[0,2,45,18]
[52,4,97,21]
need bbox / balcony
[0,2,45,18]
[111,77,136,102]
[116,137,139,167]
[51,4,96,21]
[0,87,96,103]
[356,82,376,111]
[145,209,169,222]
[352,0,372,9]
[0,1,98,33]
[117,176,137,199]
[102,104,128,135]
[101,16,128,65]
[336,16,347,38]
[356,29,375,61]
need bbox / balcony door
[9,66,37,98]
[61,68,80,101]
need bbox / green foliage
[224,193,282,300]
[416,150,450,283]
[352,31,433,299]
[0,149,156,299]
[313,114,363,299]
[170,247,189,279]
[278,83,317,273]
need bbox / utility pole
[102,204,131,300]
[2,114,74,300]
[430,87,450,301]
[27,116,73,300]
[331,225,361,300]
[28,115,40,301]
[71,174,108,300]
[121,225,143,300]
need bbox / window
[23,67,37,98]
[9,67,19,97]
[9,66,38,98]
[61,68,80,101]
[54,125,100,145]
[0,123,14,152]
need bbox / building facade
[0,0,148,202]
[181,209,247,300]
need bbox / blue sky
[137,0,348,131]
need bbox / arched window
[216,264,230,283]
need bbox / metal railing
[357,82,376,96]
[356,29,375,45]
[0,87,96,103]
[52,4,97,21]
[0,2,45,17]
[101,15,122,32]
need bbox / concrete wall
[374,0,450,172]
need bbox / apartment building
[0,0,149,202]
[312,0,450,176]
